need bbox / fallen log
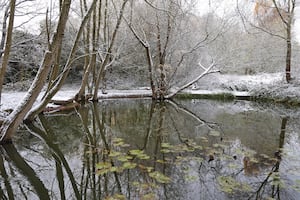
[43,102,80,114]
[49,98,74,105]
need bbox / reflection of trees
[26,118,81,200]
[77,103,124,199]
[0,100,297,199]
[0,143,50,200]
[0,151,14,200]
[249,117,288,200]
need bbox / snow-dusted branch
[165,60,217,99]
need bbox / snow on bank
[1,72,299,111]
[0,89,77,111]
[195,72,284,92]
[196,72,300,102]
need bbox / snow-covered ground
[195,72,300,102]
[195,72,284,92]
[1,72,300,112]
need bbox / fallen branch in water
[43,101,80,114]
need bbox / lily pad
[149,171,171,183]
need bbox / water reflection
[0,99,300,199]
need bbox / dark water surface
[1,99,300,200]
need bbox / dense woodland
[0,0,299,143]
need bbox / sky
[10,0,300,43]
[195,0,300,43]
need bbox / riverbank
[194,72,300,105]
[2,72,300,112]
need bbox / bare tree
[125,0,219,99]
[25,0,98,121]
[0,0,72,144]
[92,0,129,100]
[237,0,296,82]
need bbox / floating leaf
[112,138,130,147]
[129,149,150,160]
[161,143,172,148]
[149,171,171,183]
[110,166,121,173]
[209,130,221,137]
[156,159,166,164]
[97,168,111,175]
[217,176,252,194]
[109,151,122,157]
[161,149,171,153]
[139,164,153,172]
[138,154,150,160]
[250,157,259,163]
[213,143,227,148]
[132,181,140,187]
[96,162,112,175]
[141,193,156,200]
[194,145,203,150]
[129,149,144,155]
[260,153,270,159]
[117,155,132,162]
[122,162,137,169]
[200,137,209,142]
[96,162,112,170]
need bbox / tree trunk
[92,0,129,100]
[76,1,99,100]
[0,4,10,59]
[26,0,97,121]
[125,5,156,98]
[285,16,292,83]
[0,51,53,143]
[0,0,72,143]
[0,0,16,104]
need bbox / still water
[1,99,300,200]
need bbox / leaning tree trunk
[25,0,97,121]
[0,0,72,144]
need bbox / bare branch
[165,60,216,99]
[271,0,288,25]
[236,0,286,40]
[144,0,172,14]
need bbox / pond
[1,99,300,200]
